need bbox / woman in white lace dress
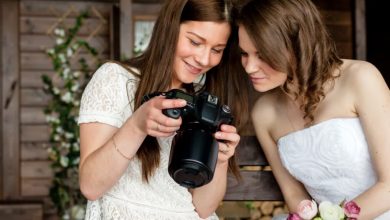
[78,0,249,219]
[236,0,390,219]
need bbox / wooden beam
[120,0,133,59]
[1,0,20,199]
[0,203,43,220]
[0,0,3,200]
[354,0,366,60]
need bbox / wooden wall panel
[21,142,50,161]
[20,17,109,35]
[21,71,56,88]
[21,107,46,124]
[21,35,109,53]
[21,53,108,71]
[21,125,50,142]
[18,0,114,202]
[20,1,112,18]
[1,0,20,199]
[21,161,53,178]
[21,179,52,196]
[21,89,49,107]
[0,203,43,220]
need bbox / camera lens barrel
[168,122,219,188]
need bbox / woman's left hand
[214,124,240,163]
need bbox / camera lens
[171,161,210,188]
[168,122,219,188]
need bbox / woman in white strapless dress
[236,0,390,219]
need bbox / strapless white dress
[277,118,390,219]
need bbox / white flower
[66,48,73,57]
[65,132,74,139]
[52,87,60,95]
[60,156,69,167]
[62,211,70,220]
[72,43,79,50]
[55,127,64,134]
[63,68,71,78]
[45,115,54,123]
[73,71,81,78]
[54,28,65,37]
[56,38,64,45]
[62,142,71,149]
[46,49,55,55]
[59,29,65,37]
[61,92,73,103]
[319,201,345,220]
[58,53,66,63]
[73,100,80,107]
[72,157,80,165]
[71,83,80,92]
[54,28,61,36]
[70,205,85,220]
[53,134,60,141]
[72,143,80,151]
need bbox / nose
[243,56,260,74]
[194,48,211,66]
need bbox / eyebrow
[239,46,258,54]
[187,31,227,47]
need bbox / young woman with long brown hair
[78,0,249,219]
[237,0,390,219]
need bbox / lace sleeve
[78,62,138,128]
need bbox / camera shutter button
[222,105,231,114]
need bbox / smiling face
[172,21,231,89]
[238,25,287,92]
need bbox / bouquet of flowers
[287,199,360,220]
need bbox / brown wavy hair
[237,0,342,124]
[124,0,249,182]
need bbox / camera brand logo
[207,95,218,105]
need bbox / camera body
[142,89,233,188]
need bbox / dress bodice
[277,118,390,219]
[78,63,217,220]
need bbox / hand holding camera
[143,89,234,188]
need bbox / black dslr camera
[143,89,233,188]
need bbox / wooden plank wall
[19,0,112,204]
[1,0,21,200]
[1,0,360,219]
[313,0,354,59]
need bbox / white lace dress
[278,118,390,219]
[78,62,218,220]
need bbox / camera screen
[176,92,193,103]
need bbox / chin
[253,85,278,93]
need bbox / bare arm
[251,98,311,212]
[79,96,186,200]
[191,124,240,218]
[347,61,390,219]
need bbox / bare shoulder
[340,59,387,90]
[251,90,280,132]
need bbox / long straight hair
[125,0,249,182]
[238,0,342,124]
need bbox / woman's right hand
[131,96,187,137]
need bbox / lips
[250,75,267,83]
[184,61,202,75]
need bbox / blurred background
[0,0,388,219]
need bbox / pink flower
[287,212,302,220]
[343,201,360,218]
[297,200,318,220]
